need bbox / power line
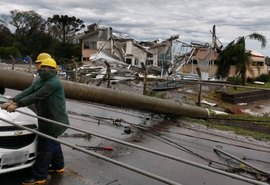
[10,109,269,185]
[0,115,181,185]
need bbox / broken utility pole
[0,68,210,119]
[141,62,147,95]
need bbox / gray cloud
[1,0,270,55]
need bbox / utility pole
[9,55,15,70]
[96,61,111,88]
[196,67,202,106]
[141,62,147,95]
[0,68,210,118]
[28,56,32,73]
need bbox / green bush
[227,76,241,85]
[0,47,21,59]
[256,74,270,82]
[246,77,254,83]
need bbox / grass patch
[223,82,270,94]
[201,120,270,141]
[146,91,167,99]
[182,117,270,141]
[248,82,270,88]
[210,114,270,126]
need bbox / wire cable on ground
[168,120,270,150]
[81,112,270,154]
[13,109,269,185]
[133,125,233,170]
[160,129,270,153]
[68,110,270,169]
[214,146,270,180]
[0,116,181,185]
[70,112,220,160]
[68,110,270,173]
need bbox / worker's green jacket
[12,71,69,137]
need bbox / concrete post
[0,68,210,118]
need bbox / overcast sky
[1,0,270,56]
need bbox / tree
[10,9,46,37]
[0,46,21,59]
[216,33,267,85]
[0,20,13,46]
[47,15,85,43]
[9,9,48,56]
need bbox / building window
[147,53,153,58]
[158,53,171,61]
[258,62,264,66]
[146,60,153,65]
[192,60,198,64]
[252,61,264,67]
[126,58,132,64]
[84,41,97,49]
[82,57,89,61]
[213,60,219,65]
[135,59,139,65]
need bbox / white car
[0,97,37,174]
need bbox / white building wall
[126,41,133,55]
[132,46,147,66]
[150,48,159,66]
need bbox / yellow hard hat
[36,53,51,63]
[41,58,57,69]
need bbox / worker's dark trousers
[31,136,64,180]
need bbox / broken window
[147,53,153,58]
[126,58,132,64]
[146,60,153,65]
[213,60,219,65]
[84,41,97,49]
[135,59,139,65]
[82,57,89,61]
[158,53,171,61]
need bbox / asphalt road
[1,89,270,185]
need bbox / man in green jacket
[3,57,69,185]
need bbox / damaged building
[179,44,268,80]
[76,23,178,76]
[77,24,267,81]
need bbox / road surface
[0,89,270,185]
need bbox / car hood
[0,107,37,126]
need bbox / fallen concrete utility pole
[0,68,210,118]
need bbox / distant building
[180,45,268,79]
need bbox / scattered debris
[152,81,183,91]
[201,99,217,107]
[254,81,265,85]
[237,103,248,106]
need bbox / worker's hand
[0,102,12,110]
[6,103,18,112]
